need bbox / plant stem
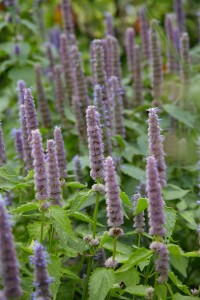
[81,256,93,300]
[138,233,141,247]
[92,192,99,238]
[40,209,45,243]
[49,224,54,253]
[112,236,117,260]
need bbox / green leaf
[11,203,39,214]
[134,198,148,215]
[114,267,140,288]
[71,211,104,226]
[49,206,76,241]
[100,233,133,257]
[125,285,150,296]
[112,135,126,149]
[164,207,177,239]
[48,254,62,300]
[163,104,196,128]
[183,251,200,257]
[155,284,167,300]
[168,244,188,277]
[173,294,199,300]
[180,211,197,230]
[168,270,191,295]
[20,19,38,35]
[163,184,190,201]
[116,248,153,273]
[62,268,81,281]
[66,182,87,189]
[121,164,145,181]
[27,222,50,241]
[69,189,93,214]
[120,190,132,207]
[89,268,115,300]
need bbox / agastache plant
[72,95,87,144]
[54,126,67,180]
[0,122,6,166]
[165,14,176,73]
[46,139,62,206]
[174,0,186,33]
[86,105,105,181]
[180,32,190,85]
[146,155,166,237]
[73,154,84,183]
[14,129,23,160]
[150,20,163,100]
[133,193,145,234]
[61,0,75,44]
[0,200,22,299]
[104,12,114,36]
[125,27,135,73]
[133,45,143,106]
[45,42,55,82]
[17,79,26,107]
[34,64,52,128]
[24,88,39,142]
[148,108,166,187]
[150,242,169,284]
[106,35,122,81]
[139,6,150,61]
[31,129,49,200]
[30,241,52,299]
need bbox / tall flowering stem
[30,241,52,299]
[133,193,145,235]
[180,32,190,85]
[45,42,55,82]
[150,21,163,100]
[148,108,166,187]
[86,106,105,182]
[61,0,75,44]
[104,12,114,36]
[34,64,52,128]
[14,129,24,160]
[125,27,135,73]
[0,200,22,299]
[139,6,150,61]
[174,0,185,33]
[54,126,67,180]
[72,96,87,144]
[74,155,84,183]
[146,156,166,237]
[133,45,143,106]
[165,14,176,74]
[150,242,169,284]
[47,139,62,206]
[106,35,122,81]
[24,88,39,142]
[17,79,26,107]
[0,122,6,166]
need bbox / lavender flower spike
[24,88,39,142]
[74,155,84,183]
[146,156,166,237]
[17,79,26,107]
[54,126,67,179]
[180,32,190,85]
[30,241,52,299]
[61,0,75,43]
[14,129,23,159]
[0,200,22,298]
[0,122,6,166]
[150,20,163,100]
[86,106,105,181]
[133,193,145,233]
[72,96,87,144]
[148,108,166,187]
[104,12,114,36]
[133,45,143,106]
[139,6,150,61]
[125,27,135,73]
[32,129,49,200]
[47,139,62,206]
[150,242,169,283]
[105,156,123,227]
[174,0,186,33]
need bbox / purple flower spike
[47,139,62,206]
[165,14,176,74]
[133,193,145,233]
[139,6,150,61]
[148,108,166,187]
[20,105,33,170]
[54,126,67,179]
[61,0,75,44]
[60,33,73,103]
[106,35,122,81]
[34,64,52,128]
[174,0,185,33]
[150,242,169,284]
[105,156,123,227]
[180,32,190,85]
[133,45,143,106]
[14,129,23,159]
[17,79,26,107]
[0,122,6,166]
[104,12,114,36]
[74,155,84,183]
[45,42,55,82]
[32,129,49,200]
[86,106,105,181]
[125,27,135,73]
[150,20,163,100]
[0,200,22,299]
[30,241,52,299]
[24,88,39,142]
[146,156,166,237]
[72,96,87,144]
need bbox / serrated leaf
[180,211,197,230]
[114,267,140,288]
[168,270,191,295]
[173,294,200,300]
[155,284,167,300]
[163,104,196,128]
[125,285,150,296]
[183,251,200,257]
[134,198,148,215]
[101,233,132,257]
[71,211,104,226]
[69,189,92,214]
[89,268,115,300]
[48,254,62,300]
[11,203,39,214]
[121,164,145,181]
[66,182,87,189]
[120,190,132,207]
[27,222,50,241]
[116,248,153,273]
[163,184,190,201]
[49,206,76,241]
[164,207,177,239]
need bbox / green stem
[40,209,45,243]
[112,236,117,260]
[138,233,141,248]
[92,193,99,238]
[49,225,54,253]
[81,256,93,300]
